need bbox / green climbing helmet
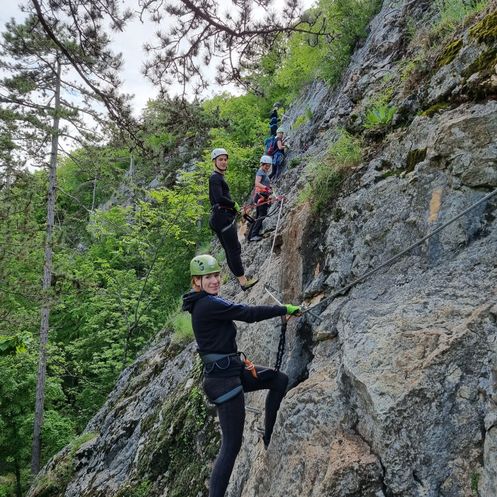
[190,254,221,276]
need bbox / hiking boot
[240,277,259,291]
[249,235,262,242]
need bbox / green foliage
[254,0,382,100]
[471,472,480,494]
[300,130,362,213]
[0,477,16,497]
[292,108,313,130]
[0,334,29,355]
[115,480,151,497]
[0,345,77,496]
[363,86,397,129]
[168,306,194,347]
[203,93,266,202]
[364,103,397,129]
[433,0,489,33]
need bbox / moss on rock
[29,434,99,497]
[421,102,450,117]
[437,39,463,67]
[406,148,427,172]
[469,10,497,43]
[463,48,497,78]
[135,363,219,497]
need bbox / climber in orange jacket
[248,155,274,242]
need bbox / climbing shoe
[249,235,263,242]
[240,278,259,291]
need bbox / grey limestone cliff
[28,1,497,496]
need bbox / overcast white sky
[0,0,315,117]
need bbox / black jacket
[209,171,235,209]
[182,290,286,354]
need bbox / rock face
[29,1,497,497]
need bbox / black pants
[210,210,244,278]
[248,196,269,240]
[204,368,288,497]
[269,152,284,180]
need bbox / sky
[0,0,315,117]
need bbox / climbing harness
[301,186,497,320]
[242,195,285,225]
[221,216,237,233]
[211,203,238,233]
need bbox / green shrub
[433,0,489,33]
[300,129,362,213]
[0,478,15,497]
[168,308,194,346]
[364,103,397,129]
[292,107,314,130]
[256,0,382,100]
[471,472,480,495]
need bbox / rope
[301,187,497,319]
[266,197,285,273]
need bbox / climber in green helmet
[183,254,300,497]
[209,148,258,291]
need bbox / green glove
[285,304,300,316]
[234,201,240,212]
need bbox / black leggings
[210,211,244,278]
[205,368,288,497]
[248,195,269,239]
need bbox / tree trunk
[31,58,61,475]
[91,175,97,210]
[14,459,22,497]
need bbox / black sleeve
[206,295,286,323]
[209,174,235,208]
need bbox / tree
[29,0,135,136]
[29,0,330,97]
[0,12,127,475]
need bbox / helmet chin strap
[215,164,227,173]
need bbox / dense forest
[0,0,492,495]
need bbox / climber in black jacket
[209,148,257,291]
[182,254,300,497]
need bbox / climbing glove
[285,304,301,316]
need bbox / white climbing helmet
[276,127,286,134]
[260,155,273,165]
[211,148,229,160]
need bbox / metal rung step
[245,405,262,415]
